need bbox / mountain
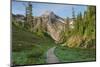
[12,11,67,43]
[33,11,66,43]
[12,14,25,22]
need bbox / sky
[12,1,87,18]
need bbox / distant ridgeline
[12,2,96,48]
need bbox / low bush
[28,47,44,58]
[66,35,82,48]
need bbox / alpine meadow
[12,1,96,66]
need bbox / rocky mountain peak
[41,10,65,24]
[32,11,66,43]
[42,10,55,16]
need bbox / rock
[32,11,66,43]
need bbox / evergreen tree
[72,7,75,20]
[25,2,33,31]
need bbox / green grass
[12,24,55,65]
[12,23,96,65]
[55,46,96,62]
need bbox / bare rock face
[33,11,66,43]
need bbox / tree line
[63,6,96,48]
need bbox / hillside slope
[12,24,56,65]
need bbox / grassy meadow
[55,46,96,62]
[12,23,56,65]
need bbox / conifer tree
[26,2,33,31]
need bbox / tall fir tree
[26,2,33,31]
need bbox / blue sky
[12,1,87,18]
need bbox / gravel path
[46,46,59,63]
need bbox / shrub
[66,35,82,48]
[27,47,44,58]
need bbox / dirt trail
[46,46,59,63]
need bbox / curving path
[46,46,59,63]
